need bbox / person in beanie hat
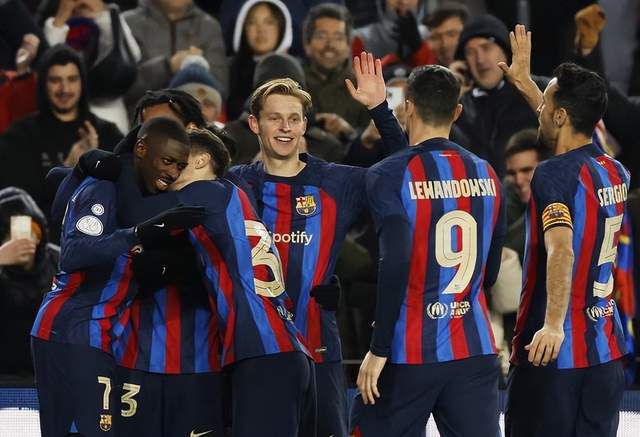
[169,55,226,124]
[452,14,547,178]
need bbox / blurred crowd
[0,0,638,387]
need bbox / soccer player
[113,127,316,437]
[500,26,629,437]
[351,64,505,436]
[229,57,405,437]
[30,117,204,437]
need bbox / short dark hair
[504,128,548,161]
[133,89,206,128]
[302,3,353,45]
[425,1,469,28]
[187,127,231,177]
[552,63,608,137]
[406,65,460,125]
[137,117,189,149]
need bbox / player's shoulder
[71,177,116,201]
[229,161,262,182]
[370,146,415,175]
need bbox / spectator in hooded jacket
[123,0,228,116]
[0,187,58,379]
[227,0,293,120]
[0,45,122,226]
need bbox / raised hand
[498,24,531,86]
[345,52,387,110]
[15,34,40,75]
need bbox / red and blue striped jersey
[178,179,310,366]
[31,178,138,353]
[112,284,221,374]
[366,139,504,364]
[230,154,366,363]
[512,144,629,369]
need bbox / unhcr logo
[426,302,449,319]
[586,299,616,322]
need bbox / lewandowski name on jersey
[408,178,498,200]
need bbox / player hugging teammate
[32,26,631,437]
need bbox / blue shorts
[316,361,348,437]
[351,354,500,437]
[32,337,119,437]
[229,351,316,437]
[116,366,224,437]
[505,359,625,437]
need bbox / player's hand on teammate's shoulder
[345,51,387,110]
[357,351,388,405]
[525,324,565,366]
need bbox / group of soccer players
[30,23,630,437]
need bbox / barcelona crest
[99,414,112,432]
[295,195,317,216]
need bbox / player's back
[177,179,310,366]
[512,143,629,369]
[367,138,503,364]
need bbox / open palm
[345,52,387,109]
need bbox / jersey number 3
[435,210,478,294]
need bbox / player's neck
[408,123,451,146]
[262,155,306,177]
[554,130,592,155]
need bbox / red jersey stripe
[36,272,84,340]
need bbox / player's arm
[498,24,543,113]
[60,180,137,273]
[484,180,507,290]
[346,51,408,152]
[526,198,574,366]
[357,167,411,405]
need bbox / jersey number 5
[435,210,478,294]
[593,214,623,298]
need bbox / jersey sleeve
[366,165,412,357]
[369,100,409,155]
[484,178,507,289]
[531,162,574,232]
[60,179,137,273]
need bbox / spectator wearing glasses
[303,3,369,145]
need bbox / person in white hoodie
[227,0,293,120]
[43,0,141,134]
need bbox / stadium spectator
[425,1,468,67]
[0,45,122,224]
[123,0,228,116]
[169,56,226,125]
[303,3,370,142]
[503,129,546,262]
[352,0,427,59]
[453,14,545,178]
[42,0,142,133]
[0,188,58,379]
[0,0,47,70]
[225,52,344,164]
[0,33,39,134]
[214,0,343,57]
[227,0,293,120]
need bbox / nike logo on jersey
[190,430,213,437]
[153,223,165,228]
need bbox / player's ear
[554,108,568,127]
[452,103,463,122]
[302,116,308,134]
[134,139,147,159]
[405,99,415,119]
[248,114,260,135]
[195,152,211,170]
